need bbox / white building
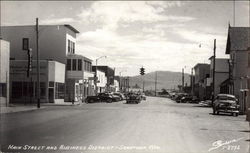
[0,39,10,106]
[113,79,120,92]
[96,69,107,93]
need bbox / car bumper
[217,107,239,113]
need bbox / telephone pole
[155,71,157,96]
[36,18,40,108]
[182,68,184,92]
[212,39,216,104]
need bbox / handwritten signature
[208,137,244,152]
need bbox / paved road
[1,97,249,153]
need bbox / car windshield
[218,96,236,101]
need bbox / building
[1,25,95,103]
[225,26,250,114]
[119,76,130,92]
[92,66,115,92]
[209,56,229,96]
[113,79,120,92]
[66,54,94,101]
[95,69,107,93]
[193,63,210,100]
[1,25,78,64]
[10,60,65,103]
[0,39,10,106]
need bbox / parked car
[212,94,239,116]
[126,92,141,104]
[175,93,186,103]
[180,95,193,103]
[199,100,212,107]
[190,96,199,103]
[112,92,126,100]
[85,93,117,103]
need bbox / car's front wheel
[107,99,112,103]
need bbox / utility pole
[182,68,184,92]
[191,68,194,96]
[155,71,157,96]
[36,18,40,108]
[212,39,216,105]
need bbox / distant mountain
[129,71,190,91]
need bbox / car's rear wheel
[89,99,94,103]
[233,113,238,117]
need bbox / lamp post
[95,56,107,95]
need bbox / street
[1,96,249,153]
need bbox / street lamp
[95,56,107,95]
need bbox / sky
[1,1,250,76]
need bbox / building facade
[209,57,229,96]
[0,39,10,106]
[66,54,94,102]
[96,69,107,93]
[194,63,210,100]
[225,26,250,113]
[10,60,65,103]
[92,66,115,92]
[1,25,79,64]
[1,25,96,103]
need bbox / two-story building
[194,63,210,100]
[209,56,229,96]
[66,54,94,102]
[0,39,10,106]
[225,26,250,114]
[1,24,93,103]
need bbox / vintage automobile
[180,95,193,103]
[212,94,239,116]
[112,92,126,101]
[85,93,118,103]
[126,92,141,104]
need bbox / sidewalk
[0,101,83,114]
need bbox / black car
[180,95,193,103]
[212,94,239,116]
[126,92,141,104]
[85,93,116,103]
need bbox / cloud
[77,1,194,31]
[40,17,76,25]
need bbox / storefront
[10,60,65,103]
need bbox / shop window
[72,59,76,71]
[67,59,71,70]
[34,82,46,98]
[55,82,64,99]
[0,83,6,97]
[12,82,22,98]
[49,82,54,87]
[78,59,82,71]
